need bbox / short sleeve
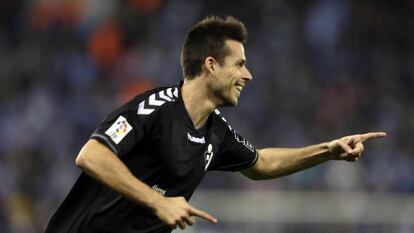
[209,127,258,172]
[90,100,156,157]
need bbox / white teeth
[235,83,244,94]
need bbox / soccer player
[45,15,386,232]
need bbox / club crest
[204,144,214,171]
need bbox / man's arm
[75,139,217,229]
[241,132,386,180]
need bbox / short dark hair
[181,15,248,79]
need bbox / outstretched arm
[241,132,386,180]
[76,139,217,230]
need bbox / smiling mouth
[235,84,244,93]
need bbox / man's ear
[203,56,216,74]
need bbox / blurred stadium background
[1,0,413,232]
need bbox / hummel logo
[187,133,205,144]
[137,87,178,115]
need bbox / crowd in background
[0,0,413,232]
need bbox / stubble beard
[212,87,238,108]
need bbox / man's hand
[328,132,387,161]
[152,196,218,230]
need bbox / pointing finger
[360,132,387,142]
[188,207,218,224]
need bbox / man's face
[209,40,252,107]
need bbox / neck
[181,77,217,129]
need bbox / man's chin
[224,97,238,107]
[231,99,238,106]
[216,94,239,107]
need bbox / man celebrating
[45,15,386,232]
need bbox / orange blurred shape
[128,0,164,14]
[31,2,57,29]
[118,79,155,104]
[88,23,123,69]
[59,0,83,26]
[31,0,83,29]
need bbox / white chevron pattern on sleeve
[173,88,178,98]
[149,93,164,106]
[138,101,154,115]
[159,90,172,101]
[137,87,178,115]
[166,88,173,99]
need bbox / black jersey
[45,82,258,233]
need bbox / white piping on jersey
[137,87,178,115]
[234,133,255,152]
[214,109,232,130]
[214,109,255,152]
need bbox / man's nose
[243,67,253,81]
